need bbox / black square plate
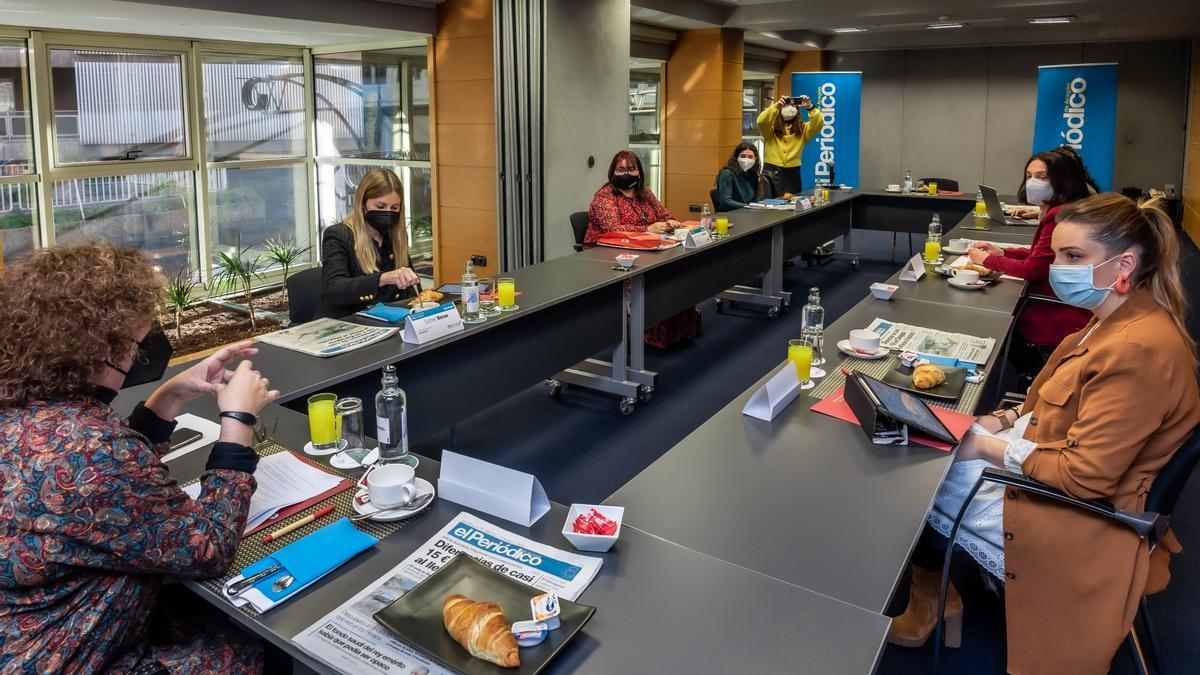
[373,555,595,674]
[882,365,967,402]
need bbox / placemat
[190,441,430,617]
[809,354,984,415]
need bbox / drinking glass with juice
[788,339,813,388]
[307,393,341,451]
[924,238,941,264]
[498,278,518,311]
[927,181,938,196]
[715,217,729,236]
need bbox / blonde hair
[343,168,407,274]
[1056,193,1194,358]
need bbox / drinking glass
[479,277,501,317]
[803,327,827,377]
[498,277,519,311]
[788,339,815,390]
[334,397,366,455]
[307,393,342,452]
[715,217,729,237]
[927,181,938,196]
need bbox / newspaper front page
[292,512,602,674]
[866,318,996,365]
[257,318,397,357]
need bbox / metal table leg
[716,223,791,318]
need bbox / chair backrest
[286,267,324,325]
[569,211,589,251]
[920,177,960,192]
[1147,427,1200,516]
[709,188,722,213]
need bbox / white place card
[742,365,803,422]
[898,253,926,281]
[438,451,551,527]
[402,302,464,344]
[683,226,712,249]
[795,197,813,211]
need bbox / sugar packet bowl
[562,504,623,552]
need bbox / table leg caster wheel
[781,303,791,315]
[714,298,724,313]
[766,307,780,319]
[619,397,636,415]
[546,380,563,399]
[852,258,861,271]
[638,385,653,403]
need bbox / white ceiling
[634,0,1200,51]
[0,0,436,46]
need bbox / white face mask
[780,106,798,121]
[1025,177,1054,205]
[737,157,756,172]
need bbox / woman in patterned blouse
[585,150,700,348]
[0,243,279,673]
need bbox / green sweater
[715,167,758,212]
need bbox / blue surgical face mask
[1048,254,1121,310]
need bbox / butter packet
[530,592,561,630]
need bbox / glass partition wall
[629,59,663,197]
[2,28,432,289]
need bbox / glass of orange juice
[927,181,938,196]
[715,217,729,237]
[788,339,815,390]
[307,393,342,453]
[498,277,518,312]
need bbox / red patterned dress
[586,184,701,349]
[0,396,263,674]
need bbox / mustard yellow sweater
[756,105,824,168]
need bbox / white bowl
[869,283,898,300]
[615,254,639,269]
[562,504,623,552]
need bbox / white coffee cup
[954,269,981,283]
[948,238,971,250]
[849,329,881,353]
[367,464,417,508]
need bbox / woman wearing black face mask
[316,168,421,319]
[0,242,279,672]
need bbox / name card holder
[683,226,712,249]
[402,302,465,344]
[795,197,813,212]
[742,365,804,422]
[438,451,550,526]
[898,253,926,281]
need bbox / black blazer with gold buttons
[315,222,417,320]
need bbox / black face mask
[611,174,640,191]
[105,322,173,389]
[364,210,401,234]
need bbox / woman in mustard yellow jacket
[889,193,1200,673]
[756,94,824,196]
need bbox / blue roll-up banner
[791,71,861,189]
[1032,63,1118,191]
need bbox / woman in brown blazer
[889,193,1200,674]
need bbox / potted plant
[213,235,266,329]
[163,267,202,343]
[263,234,312,303]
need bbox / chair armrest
[980,467,1166,542]
[1000,392,1027,407]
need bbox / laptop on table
[980,184,1039,227]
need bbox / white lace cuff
[1003,438,1037,474]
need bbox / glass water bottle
[375,365,412,466]
[461,260,483,324]
[800,287,825,367]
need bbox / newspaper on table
[866,317,995,366]
[256,318,397,357]
[292,511,603,675]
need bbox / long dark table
[167,406,891,674]
[605,295,1015,614]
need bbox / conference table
[112,190,1038,672]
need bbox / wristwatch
[989,408,1014,431]
[219,411,258,427]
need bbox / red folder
[811,386,975,452]
[242,452,353,538]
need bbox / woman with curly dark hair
[0,242,278,673]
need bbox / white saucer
[352,478,435,522]
[330,447,380,470]
[948,277,987,291]
[303,439,347,457]
[837,339,889,360]
[942,245,970,255]
[885,187,902,193]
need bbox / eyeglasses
[613,168,639,176]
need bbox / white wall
[542,0,630,259]
[830,40,1190,195]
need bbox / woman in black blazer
[316,168,421,319]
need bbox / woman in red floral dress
[586,150,701,348]
[0,243,279,674]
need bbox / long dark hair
[607,149,649,201]
[1055,145,1101,194]
[1017,149,1091,207]
[1057,194,1194,360]
[772,106,801,139]
[725,142,760,181]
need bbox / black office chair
[932,425,1200,674]
[710,188,725,213]
[920,177,960,192]
[286,267,323,325]
[569,211,589,252]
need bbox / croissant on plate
[912,364,946,390]
[407,289,444,307]
[443,594,520,668]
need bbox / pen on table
[261,504,336,544]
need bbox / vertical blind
[493,0,544,271]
